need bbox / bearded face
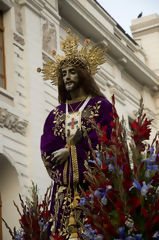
[61,66,80,92]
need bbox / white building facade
[0,0,158,239]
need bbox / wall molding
[0,107,28,136]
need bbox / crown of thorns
[37,29,107,86]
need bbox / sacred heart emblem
[65,112,81,137]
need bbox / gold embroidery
[64,100,102,185]
[68,188,81,238]
[63,160,68,185]
[82,100,102,131]
[53,108,65,140]
[51,185,69,236]
[52,100,102,140]
[58,159,72,238]
[41,151,62,184]
[41,151,53,176]
[82,100,101,120]
[59,190,72,239]
[71,145,79,184]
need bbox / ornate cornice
[19,0,61,22]
[0,107,28,136]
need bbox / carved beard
[65,80,80,92]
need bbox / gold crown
[37,29,107,85]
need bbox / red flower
[87,216,93,224]
[115,200,124,213]
[98,125,109,145]
[120,214,125,225]
[141,207,149,218]
[104,221,116,236]
[122,178,132,193]
[123,164,131,178]
[152,214,159,225]
[131,116,151,152]
[127,196,141,214]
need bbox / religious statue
[39,29,112,239]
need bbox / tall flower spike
[38,29,107,85]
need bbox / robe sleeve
[40,110,66,184]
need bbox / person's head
[39,30,107,95]
[58,64,105,104]
[61,66,80,93]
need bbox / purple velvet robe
[40,97,112,238]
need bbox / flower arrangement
[79,96,159,240]
[3,182,52,240]
[4,96,159,240]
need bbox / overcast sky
[97,0,159,36]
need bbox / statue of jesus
[40,30,112,239]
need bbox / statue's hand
[69,128,82,145]
[52,148,69,166]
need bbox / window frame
[0,11,6,89]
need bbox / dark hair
[58,66,106,104]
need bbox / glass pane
[0,76,4,88]
[0,31,2,47]
[0,50,4,75]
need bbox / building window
[0,11,6,89]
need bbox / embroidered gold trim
[71,145,79,184]
[53,108,65,140]
[63,160,68,185]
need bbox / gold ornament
[68,190,81,239]
[38,29,107,85]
